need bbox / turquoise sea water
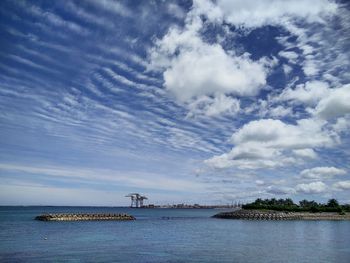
[0,206,349,263]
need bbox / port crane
[125,193,148,208]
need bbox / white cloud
[206,118,336,169]
[296,181,327,194]
[245,100,293,118]
[213,0,337,28]
[152,0,337,99]
[148,1,274,117]
[277,81,330,106]
[187,94,240,117]
[332,116,350,133]
[150,22,269,102]
[166,3,186,19]
[231,118,332,148]
[300,44,314,55]
[16,1,90,36]
[267,185,296,195]
[314,84,350,119]
[163,47,268,102]
[333,180,350,190]
[300,166,346,179]
[86,0,132,17]
[303,58,319,76]
[192,0,223,23]
[279,51,298,63]
[283,64,293,75]
[255,180,265,186]
[292,148,317,159]
[269,105,293,118]
[276,2,349,83]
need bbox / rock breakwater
[213,210,302,220]
[35,213,136,221]
[213,209,350,220]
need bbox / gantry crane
[125,193,148,208]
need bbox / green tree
[327,199,339,208]
[284,198,295,206]
[299,199,318,208]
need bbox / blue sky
[0,0,350,206]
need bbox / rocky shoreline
[35,213,136,221]
[213,209,350,220]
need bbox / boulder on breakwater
[35,213,136,221]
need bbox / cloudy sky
[1,0,350,206]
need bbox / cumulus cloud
[296,181,327,194]
[300,166,346,179]
[273,82,350,132]
[206,118,336,169]
[148,0,277,117]
[314,84,350,119]
[149,17,269,103]
[163,47,268,102]
[333,180,350,190]
[231,118,332,148]
[277,81,330,106]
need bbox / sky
[0,0,350,206]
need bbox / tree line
[242,198,350,213]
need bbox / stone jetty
[213,209,350,220]
[213,210,302,220]
[35,213,136,221]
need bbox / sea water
[0,206,349,262]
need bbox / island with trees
[214,198,350,220]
